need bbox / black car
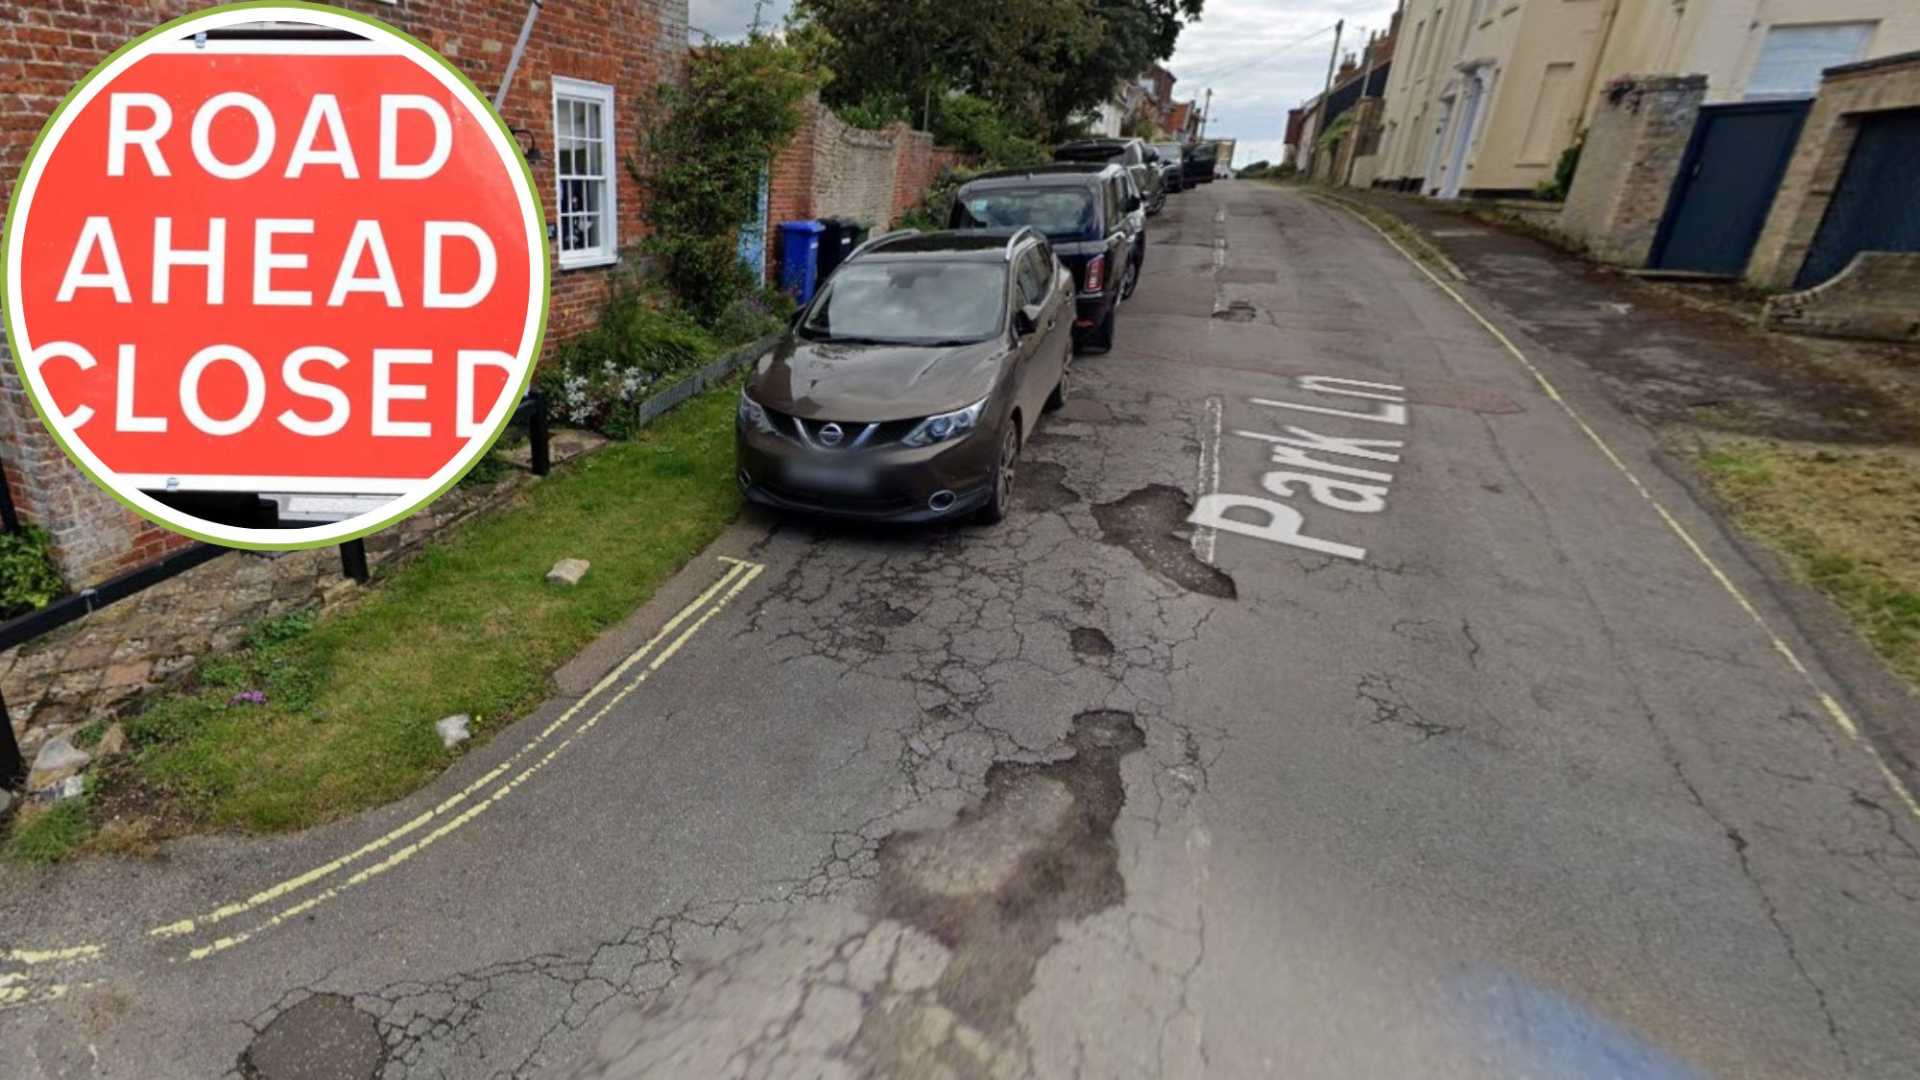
[1183,141,1218,186]
[1151,142,1186,193]
[1054,138,1165,214]
[949,163,1142,352]
[736,229,1074,525]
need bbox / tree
[792,0,1204,142]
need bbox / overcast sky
[688,0,1401,168]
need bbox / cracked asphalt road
[5,181,1920,1078]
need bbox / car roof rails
[847,228,921,261]
[1003,226,1040,260]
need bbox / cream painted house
[1373,0,1920,198]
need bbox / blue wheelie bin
[778,220,826,305]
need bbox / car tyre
[1087,302,1117,353]
[1121,258,1140,301]
[978,424,1019,525]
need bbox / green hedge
[0,525,63,620]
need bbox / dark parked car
[1151,142,1186,194]
[736,229,1073,525]
[1054,138,1165,214]
[1183,142,1218,186]
[948,163,1142,352]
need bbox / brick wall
[0,0,686,588]
[1748,51,1920,290]
[810,107,900,227]
[762,96,973,282]
[1764,251,1920,342]
[1555,74,1706,266]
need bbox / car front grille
[762,405,918,450]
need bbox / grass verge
[1699,437,1920,691]
[4,797,92,864]
[25,383,743,848]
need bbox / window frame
[551,76,619,270]
[1744,21,1877,101]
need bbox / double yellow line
[1,556,764,998]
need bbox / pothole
[1070,626,1115,658]
[239,993,385,1080]
[1091,485,1237,599]
[856,598,918,628]
[872,710,1146,1037]
[1212,299,1257,322]
[1016,460,1080,512]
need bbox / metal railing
[0,390,552,788]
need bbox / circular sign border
[1,1,552,551]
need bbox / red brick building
[0,0,686,588]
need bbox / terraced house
[0,0,686,588]
[1373,0,1920,199]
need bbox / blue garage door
[1795,107,1920,288]
[1651,101,1809,275]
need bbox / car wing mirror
[1014,304,1043,336]
[1126,194,1142,213]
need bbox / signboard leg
[531,391,552,477]
[0,689,25,791]
[340,540,371,584]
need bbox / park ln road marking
[179,557,766,961]
[147,557,756,945]
[1325,197,1920,826]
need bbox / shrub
[0,525,63,619]
[537,279,724,438]
[711,286,797,348]
[896,163,984,231]
[638,36,822,324]
[932,94,1047,167]
[838,93,912,129]
[1535,138,1585,202]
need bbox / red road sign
[3,7,546,546]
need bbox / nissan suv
[737,230,1074,524]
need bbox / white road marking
[1193,396,1223,564]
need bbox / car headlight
[901,399,987,448]
[738,389,776,434]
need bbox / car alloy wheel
[980,424,1018,524]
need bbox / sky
[687,0,1402,169]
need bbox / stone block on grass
[547,559,591,587]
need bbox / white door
[1438,73,1485,199]
[1423,97,1454,195]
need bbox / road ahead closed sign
[2,5,547,547]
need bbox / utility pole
[1199,87,1212,140]
[1310,19,1344,176]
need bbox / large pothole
[1091,485,1237,599]
[872,709,1146,1039]
[1015,460,1080,512]
[239,993,385,1080]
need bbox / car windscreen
[950,186,1098,241]
[1154,144,1184,161]
[1055,145,1124,163]
[799,261,1006,345]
